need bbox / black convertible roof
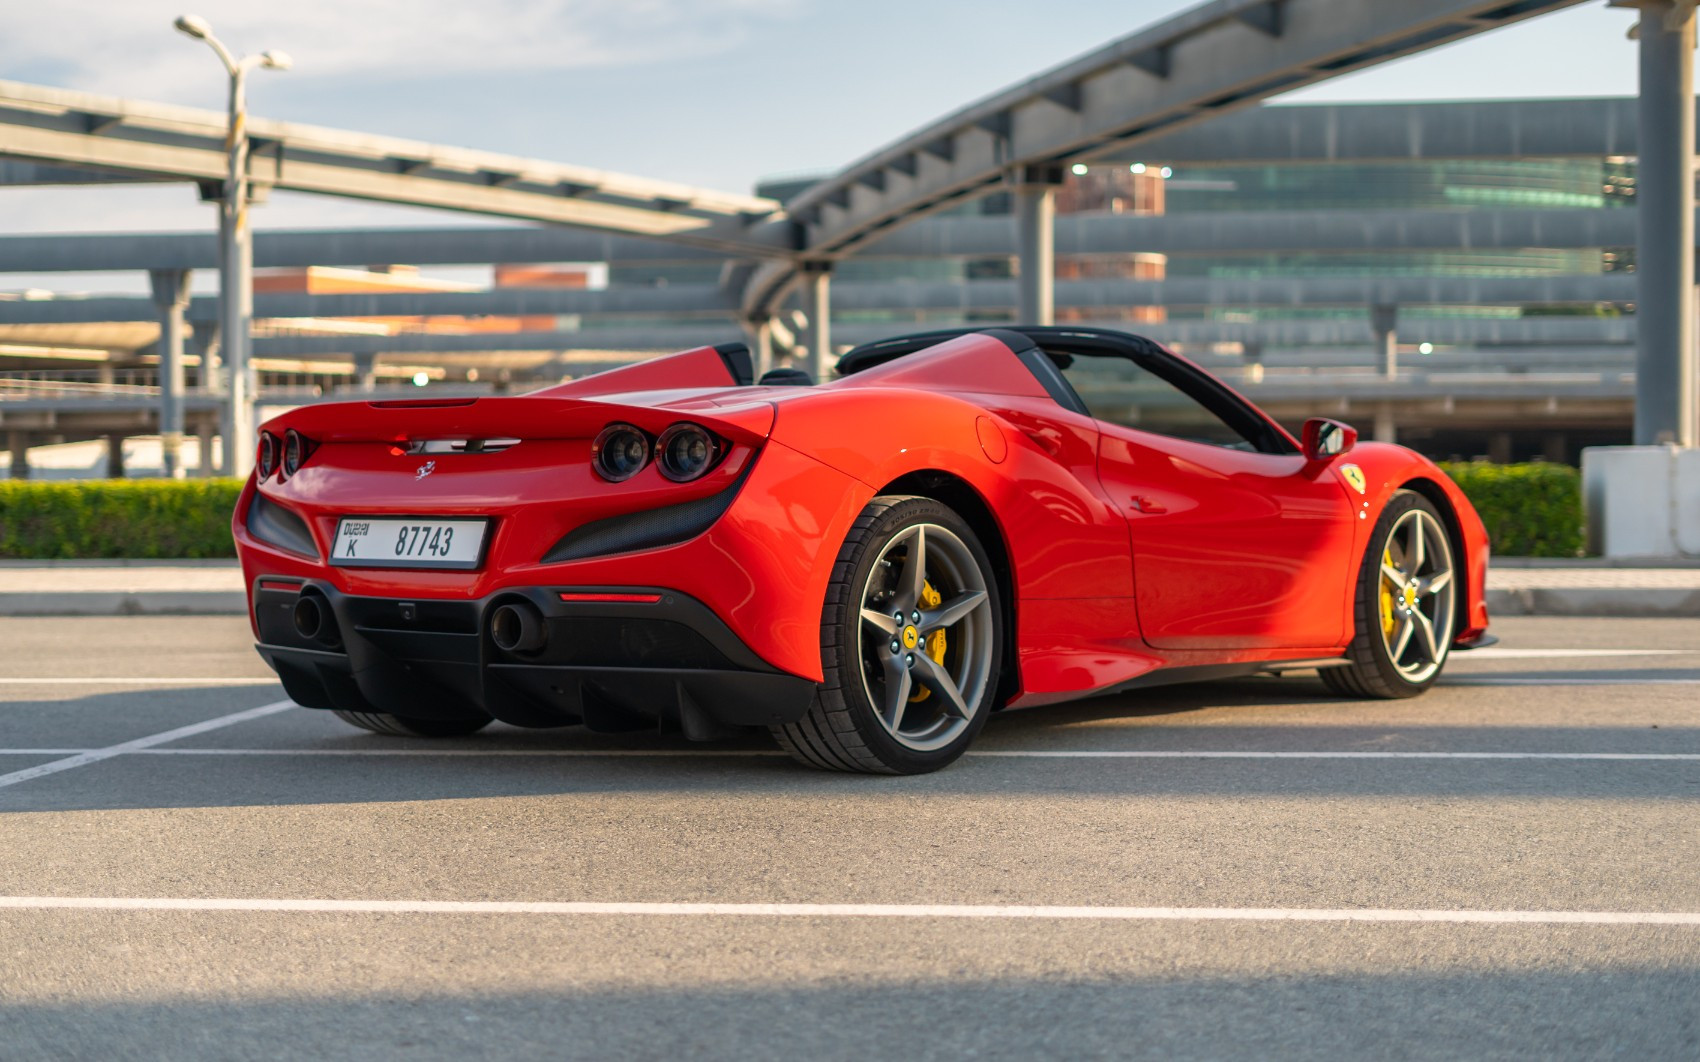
[835,325,1169,378]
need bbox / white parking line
[0,895,1695,926]
[0,678,281,686]
[0,700,295,791]
[973,750,1700,760]
[0,747,1686,761]
[1456,649,1692,660]
[1444,678,1700,686]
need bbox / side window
[1050,350,1273,453]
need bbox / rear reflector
[557,592,662,604]
[258,579,303,593]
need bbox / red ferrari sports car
[234,326,1491,774]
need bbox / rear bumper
[252,579,816,736]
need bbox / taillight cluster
[256,428,316,481]
[592,422,722,483]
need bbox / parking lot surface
[2,615,1697,1059]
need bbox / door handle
[1130,496,1167,514]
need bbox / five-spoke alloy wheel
[772,495,1003,773]
[1323,489,1459,699]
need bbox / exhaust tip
[491,602,547,654]
[292,596,324,641]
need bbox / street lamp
[174,14,290,477]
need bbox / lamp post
[173,15,290,477]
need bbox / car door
[1052,344,1358,652]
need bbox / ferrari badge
[1340,464,1367,495]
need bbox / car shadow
[2,666,1697,812]
[3,959,1696,1061]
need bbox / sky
[0,0,1648,292]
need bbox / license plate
[331,516,489,570]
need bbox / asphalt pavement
[1,614,1697,1060]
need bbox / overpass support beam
[207,189,256,477]
[1633,0,1698,446]
[1373,403,1397,446]
[802,263,833,382]
[352,352,379,393]
[1586,0,1700,558]
[1372,304,1399,380]
[105,434,126,479]
[192,320,222,393]
[149,268,191,479]
[7,432,29,480]
[1014,165,1065,327]
[198,421,217,478]
[746,317,774,379]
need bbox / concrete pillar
[802,263,833,382]
[1014,164,1065,326]
[96,361,116,386]
[198,420,217,478]
[1488,432,1514,465]
[748,317,774,379]
[193,319,222,393]
[1635,0,1698,446]
[216,204,257,477]
[1542,432,1568,464]
[1373,402,1397,445]
[149,268,192,479]
[1371,304,1398,380]
[7,431,29,480]
[105,434,126,479]
[352,352,378,392]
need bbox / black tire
[771,495,1004,775]
[1322,489,1458,699]
[332,710,494,738]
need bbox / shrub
[1436,461,1583,558]
[0,464,1588,560]
[0,479,243,559]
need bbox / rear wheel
[1322,490,1459,699]
[771,496,1002,774]
[332,710,494,738]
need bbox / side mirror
[1302,418,1357,461]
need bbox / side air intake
[247,493,319,559]
[543,465,751,564]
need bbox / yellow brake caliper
[909,581,948,703]
[1379,547,1397,636]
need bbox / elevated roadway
[1117,96,1644,164]
[0,79,784,256]
[0,275,1636,327]
[0,205,1650,276]
[751,0,1590,321]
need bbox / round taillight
[656,423,718,482]
[592,424,649,482]
[257,433,278,478]
[283,429,306,476]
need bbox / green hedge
[0,464,1588,560]
[0,479,243,559]
[1437,461,1583,558]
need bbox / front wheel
[771,496,1003,774]
[1322,489,1459,699]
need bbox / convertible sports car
[234,326,1491,774]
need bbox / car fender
[1329,443,1490,642]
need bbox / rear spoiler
[531,344,753,398]
[261,344,770,444]
[262,393,774,446]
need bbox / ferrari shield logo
[1340,464,1367,495]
